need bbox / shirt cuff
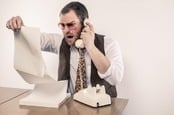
[97,63,112,79]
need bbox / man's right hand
[6,16,24,32]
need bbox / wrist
[85,43,96,52]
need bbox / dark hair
[60,1,89,23]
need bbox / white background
[0,0,174,115]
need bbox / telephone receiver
[75,19,88,48]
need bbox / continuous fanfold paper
[14,27,56,84]
[14,27,70,108]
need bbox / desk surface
[0,87,128,115]
[0,87,28,105]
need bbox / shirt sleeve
[97,36,124,85]
[40,33,63,54]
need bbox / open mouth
[67,35,74,39]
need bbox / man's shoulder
[95,33,105,38]
[95,33,119,47]
[95,33,113,41]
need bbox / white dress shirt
[40,33,124,93]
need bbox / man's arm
[81,21,111,74]
[81,21,124,85]
[86,43,110,74]
[98,37,124,85]
[40,33,63,54]
[6,16,62,54]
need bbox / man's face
[59,10,82,46]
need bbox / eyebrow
[59,20,79,25]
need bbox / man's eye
[67,23,74,27]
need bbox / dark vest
[58,33,117,97]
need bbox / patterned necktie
[75,49,87,92]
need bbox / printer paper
[14,27,55,84]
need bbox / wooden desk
[0,88,128,115]
[0,87,28,105]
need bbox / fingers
[84,19,94,33]
[17,18,23,29]
[6,16,23,31]
[80,25,95,40]
[80,19,95,41]
[82,19,94,33]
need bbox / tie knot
[78,48,85,56]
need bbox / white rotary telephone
[73,84,111,107]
